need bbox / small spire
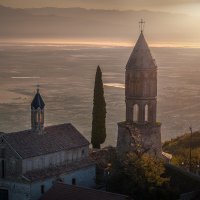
[31,84,45,110]
[126,24,156,69]
[139,19,145,33]
[36,84,40,93]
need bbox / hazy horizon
[1,5,200,47]
[1,0,200,16]
[2,40,200,48]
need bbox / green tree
[91,66,106,149]
[107,153,177,200]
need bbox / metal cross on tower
[36,84,40,93]
[139,19,145,32]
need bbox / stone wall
[117,121,162,157]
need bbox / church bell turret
[31,86,45,134]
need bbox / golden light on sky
[1,0,200,47]
[2,38,200,48]
[1,0,200,16]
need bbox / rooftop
[126,32,156,70]
[23,157,95,182]
[31,89,45,109]
[40,182,131,200]
[3,123,89,159]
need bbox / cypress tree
[91,66,106,149]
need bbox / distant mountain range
[0,5,199,45]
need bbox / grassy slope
[163,132,200,194]
[163,132,200,165]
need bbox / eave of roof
[24,157,95,182]
[40,182,130,200]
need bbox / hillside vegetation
[163,132,200,171]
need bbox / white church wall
[0,163,95,200]
[63,165,96,187]
[30,164,96,200]
[22,146,89,173]
[0,179,30,200]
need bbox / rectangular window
[72,178,76,185]
[41,185,45,194]
[81,149,85,156]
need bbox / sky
[1,0,200,47]
[1,0,200,16]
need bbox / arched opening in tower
[145,104,149,122]
[40,112,43,123]
[36,112,39,123]
[133,104,139,122]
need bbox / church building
[117,21,162,157]
[0,88,96,200]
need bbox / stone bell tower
[31,86,45,134]
[117,20,162,157]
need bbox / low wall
[165,163,200,193]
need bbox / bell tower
[117,20,161,157]
[31,86,45,134]
[125,20,157,124]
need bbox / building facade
[0,89,96,200]
[117,30,162,157]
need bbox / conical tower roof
[126,32,156,69]
[31,88,45,109]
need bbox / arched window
[145,104,148,122]
[36,112,39,123]
[40,112,43,123]
[133,104,139,122]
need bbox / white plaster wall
[0,162,96,200]
[31,165,96,200]
[22,146,89,174]
[0,162,95,200]
[0,179,30,200]
[63,165,96,187]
